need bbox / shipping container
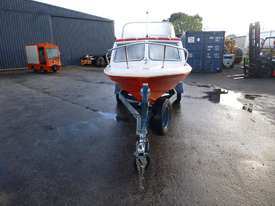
[183,31,225,72]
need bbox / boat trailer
[115,83,183,174]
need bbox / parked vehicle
[223,54,235,68]
[224,37,243,67]
[243,22,275,78]
[25,43,61,73]
[80,54,94,66]
[80,54,109,67]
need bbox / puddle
[196,84,212,88]
[242,160,266,170]
[85,106,99,112]
[226,74,245,79]
[183,95,202,100]
[204,88,244,110]
[188,82,212,88]
[244,94,262,100]
[95,81,113,85]
[97,111,129,123]
[227,73,244,77]
[97,111,117,120]
[43,124,56,131]
[185,86,261,113]
[84,105,130,123]
[233,76,244,80]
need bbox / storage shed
[0,0,114,70]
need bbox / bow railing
[106,42,189,69]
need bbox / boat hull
[108,73,190,103]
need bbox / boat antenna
[146,11,149,38]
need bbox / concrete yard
[0,66,275,206]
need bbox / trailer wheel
[116,94,121,104]
[151,98,171,135]
[174,93,182,104]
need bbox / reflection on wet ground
[203,88,244,110]
[97,111,117,120]
[190,82,213,88]
[96,111,130,123]
[184,80,275,126]
[244,94,262,100]
[226,73,245,80]
[185,83,263,113]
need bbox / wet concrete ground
[0,66,275,205]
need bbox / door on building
[38,47,46,64]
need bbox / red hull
[109,73,190,103]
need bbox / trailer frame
[115,83,181,174]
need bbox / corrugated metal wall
[0,0,114,69]
[52,17,114,65]
[0,10,52,69]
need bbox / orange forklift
[25,43,62,73]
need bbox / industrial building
[0,0,114,70]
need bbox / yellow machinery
[224,38,243,66]
[224,38,236,54]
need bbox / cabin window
[149,42,180,61]
[114,44,145,62]
[46,48,60,59]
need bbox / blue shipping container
[184,31,225,72]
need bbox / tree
[168,12,203,37]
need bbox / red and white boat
[104,22,192,104]
[104,22,192,172]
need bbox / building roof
[0,0,113,22]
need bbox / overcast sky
[36,0,275,37]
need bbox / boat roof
[121,22,176,39]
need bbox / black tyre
[174,93,182,104]
[116,93,121,104]
[151,98,171,135]
[258,64,272,78]
[95,57,106,67]
[234,48,243,64]
[52,65,57,73]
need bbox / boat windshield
[149,42,180,61]
[114,43,145,62]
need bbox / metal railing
[106,42,189,69]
